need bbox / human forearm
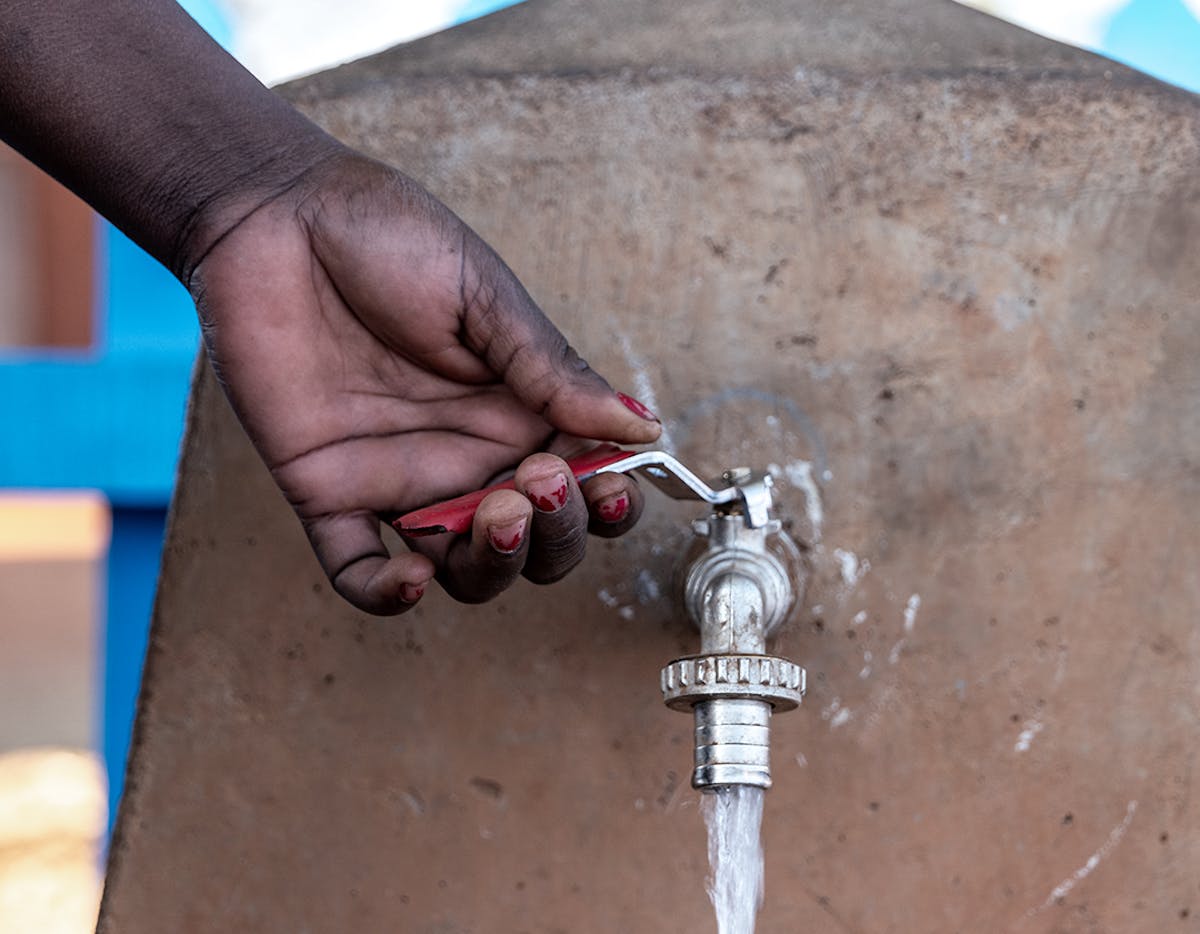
[0,0,342,280]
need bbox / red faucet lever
[392,446,638,538]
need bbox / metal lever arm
[393,448,742,538]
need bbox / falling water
[702,785,765,934]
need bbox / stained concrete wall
[99,1,1200,931]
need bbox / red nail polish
[617,392,659,422]
[489,518,527,554]
[596,492,630,523]
[527,474,569,513]
[401,583,425,604]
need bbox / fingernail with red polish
[489,517,527,554]
[596,492,630,523]
[617,392,659,422]
[526,473,569,513]
[401,583,425,604]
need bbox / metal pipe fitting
[660,471,806,793]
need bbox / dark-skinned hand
[189,151,660,614]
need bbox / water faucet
[588,454,807,791]
[655,466,806,791]
[394,446,807,791]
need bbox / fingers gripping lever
[392,448,774,537]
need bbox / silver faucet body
[591,453,808,792]
[662,472,806,792]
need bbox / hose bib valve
[664,470,805,791]
[591,456,807,792]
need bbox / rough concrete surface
[99,0,1200,931]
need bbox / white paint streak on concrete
[888,639,905,665]
[830,707,852,729]
[852,610,868,626]
[820,697,842,722]
[634,568,662,605]
[617,606,635,622]
[1014,717,1044,753]
[1034,801,1138,911]
[597,588,619,608]
[834,548,870,589]
[615,331,675,453]
[903,593,921,633]
[782,460,823,541]
[795,752,808,768]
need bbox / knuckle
[523,524,587,584]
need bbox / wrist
[169,129,349,286]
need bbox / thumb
[461,235,662,444]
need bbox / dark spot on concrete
[869,801,880,811]
[1182,908,1190,920]
[1011,713,1021,723]
[813,618,825,632]
[1073,398,1086,411]
[323,673,335,685]
[1043,615,1060,626]
[879,387,895,400]
[438,880,447,889]
[846,629,857,640]
[515,881,526,891]
[1062,813,1073,825]
[469,776,504,799]
[245,536,257,547]
[1161,831,1170,843]
[703,236,729,258]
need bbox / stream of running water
[702,785,765,934]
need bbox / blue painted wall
[0,1,227,831]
